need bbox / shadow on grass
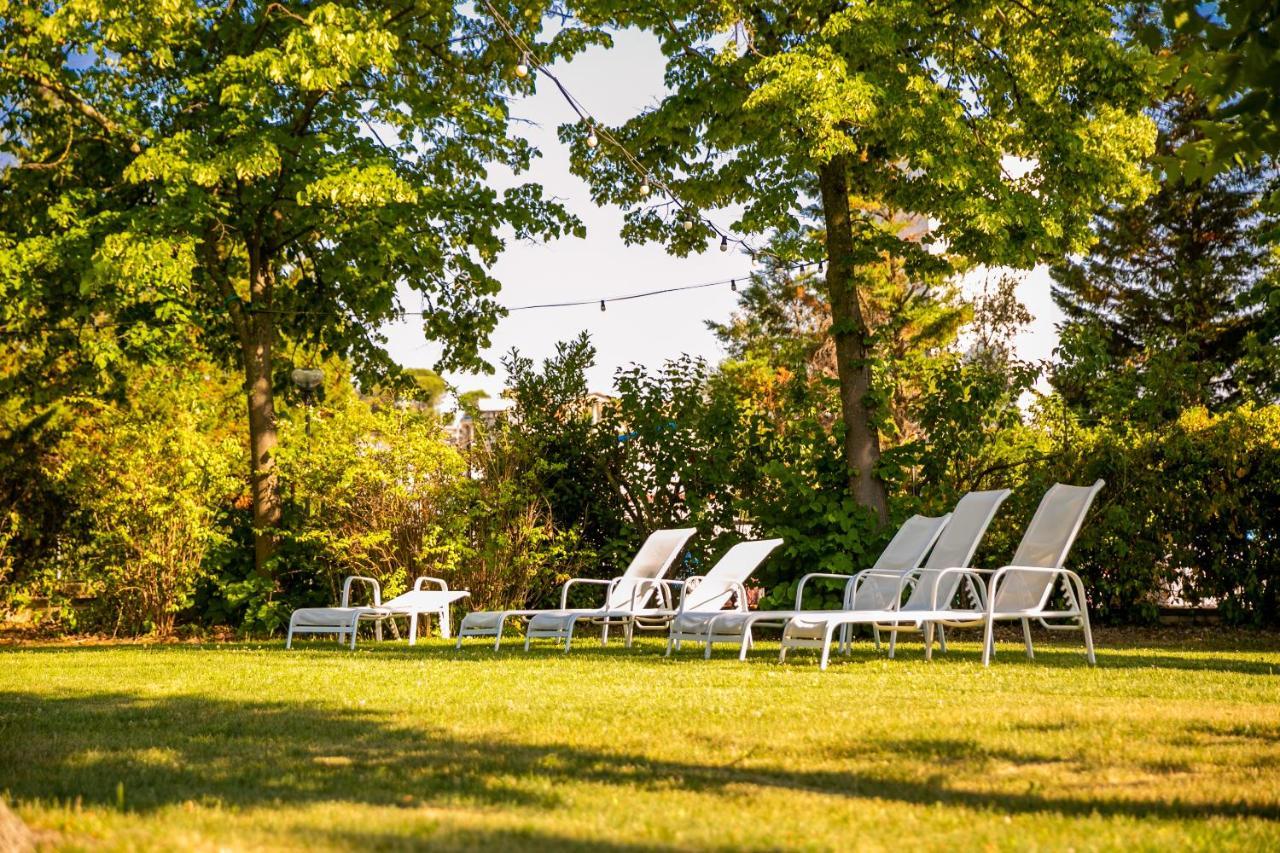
[0,690,1276,831]
[6,630,1279,677]
[440,634,1280,677]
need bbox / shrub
[50,368,241,636]
[274,380,467,612]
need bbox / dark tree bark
[242,250,281,574]
[817,154,890,525]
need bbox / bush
[274,380,467,615]
[49,368,241,636]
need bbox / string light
[730,279,737,292]
[479,0,786,266]
[682,218,694,232]
[515,52,530,78]
[719,236,729,252]
[599,300,606,312]
[585,124,598,149]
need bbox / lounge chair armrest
[676,575,708,614]
[795,572,858,610]
[923,567,990,609]
[983,566,1087,616]
[845,568,921,609]
[559,577,616,610]
[413,576,449,592]
[628,577,683,611]
[341,576,381,607]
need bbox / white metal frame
[670,510,958,660]
[783,480,1104,669]
[663,538,786,657]
[454,528,697,651]
[286,576,469,650]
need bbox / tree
[1051,94,1280,421]
[710,218,970,448]
[0,1,585,573]
[562,1,1155,524]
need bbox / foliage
[273,375,467,615]
[0,0,588,570]
[1051,93,1280,420]
[456,425,580,611]
[1162,0,1280,218]
[1000,403,1280,626]
[47,366,242,636]
[563,0,1157,518]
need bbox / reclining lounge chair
[455,527,697,651]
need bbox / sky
[379,28,1064,399]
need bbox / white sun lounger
[668,511,953,659]
[455,527,697,651]
[776,489,1011,661]
[780,480,1104,669]
[663,537,785,655]
[287,576,470,650]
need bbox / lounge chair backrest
[993,480,1105,612]
[681,538,784,613]
[850,514,951,610]
[607,527,697,610]
[903,489,1012,611]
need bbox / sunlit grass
[2,628,1278,851]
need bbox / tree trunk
[818,155,890,526]
[242,260,281,575]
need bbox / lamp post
[290,367,324,445]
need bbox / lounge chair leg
[438,608,452,640]
[888,629,898,659]
[625,622,634,648]
[375,622,382,642]
[408,614,418,647]
[872,625,881,651]
[664,636,674,657]
[494,621,504,652]
[524,633,532,651]
[923,623,934,662]
[938,624,947,654]
[982,618,995,667]
[738,630,751,661]
[819,625,837,671]
[564,618,577,653]
[1022,618,1034,660]
[350,623,359,650]
[602,622,610,646]
[455,632,464,650]
[286,621,295,649]
[1075,579,1097,666]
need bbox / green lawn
[1,628,1278,851]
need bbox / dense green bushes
[2,345,1276,636]
[1013,405,1280,625]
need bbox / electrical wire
[479,0,788,265]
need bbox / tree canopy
[0,0,587,569]
[561,0,1158,521]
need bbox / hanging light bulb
[600,299,606,312]
[638,179,650,197]
[585,124,599,148]
[682,217,694,232]
[719,235,729,252]
[730,279,737,292]
[515,52,530,78]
